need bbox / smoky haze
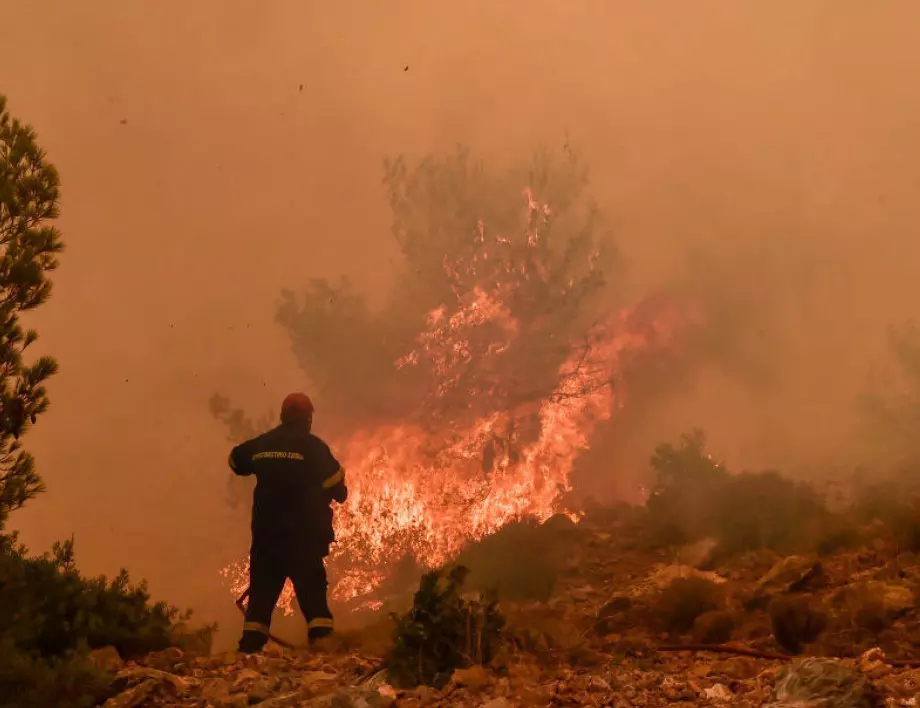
[2,1,920,640]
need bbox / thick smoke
[2,1,919,647]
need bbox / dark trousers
[238,542,333,653]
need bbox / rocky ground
[97,508,920,707]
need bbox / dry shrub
[692,610,735,643]
[832,582,915,636]
[654,577,724,635]
[454,518,569,602]
[815,524,864,557]
[769,596,828,655]
[646,431,829,559]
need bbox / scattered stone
[767,657,878,708]
[841,581,917,632]
[595,595,633,633]
[758,556,819,592]
[113,665,199,693]
[713,657,759,680]
[103,678,158,708]
[859,647,892,679]
[691,664,712,678]
[376,683,397,706]
[648,564,727,590]
[866,582,915,617]
[200,677,232,703]
[586,675,611,692]
[481,699,510,708]
[704,683,733,701]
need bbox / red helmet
[280,392,314,425]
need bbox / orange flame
[223,191,699,613]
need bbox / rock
[89,646,123,674]
[586,675,611,693]
[300,671,340,687]
[218,650,239,666]
[691,664,712,678]
[103,678,158,708]
[376,683,397,707]
[599,595,632,616]
[248,682,277,703]
[693,610,735,644]
[481,699,510,708]
[452,665,491,689]
[758,556,819,592]
[677,537,719,568]
[508,662,541,684]
[113,665,199,693]
[233,667,263,688]
[595,595,633,633]
[766,658,878,708]
[264,641,286,658]
[869,581,915,616]
[704,683,733,701]
[842,581,917,631]
[858,647,892,679]
[649,564,727,589]
[712,657,759,680]
[200,678,232,703]
[413,685,434,704]
[144,646,185,671]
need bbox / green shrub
[0,535,213,706]
[646,430,730,547]
[454,518,568,602]
[0,636,111,708]
[815,522,864,557]
[850,480,920,552]
[714,471,827,557]
[0,537,200,659]
[386,566,505,689]
[0,97,211,707]
[646,431,830,558]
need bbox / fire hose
[235,586,296,650]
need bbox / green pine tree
[0,96,213,708]
[0,94,63,533]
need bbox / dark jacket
[228,425,347,552]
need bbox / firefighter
[228,392,347,653]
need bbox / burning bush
[0,535,214,706]
[215,145,700,611]
[386,566,505,689]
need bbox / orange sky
[2,1,920,631]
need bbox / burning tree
[276,144,614,429]
[216,144,696,609]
